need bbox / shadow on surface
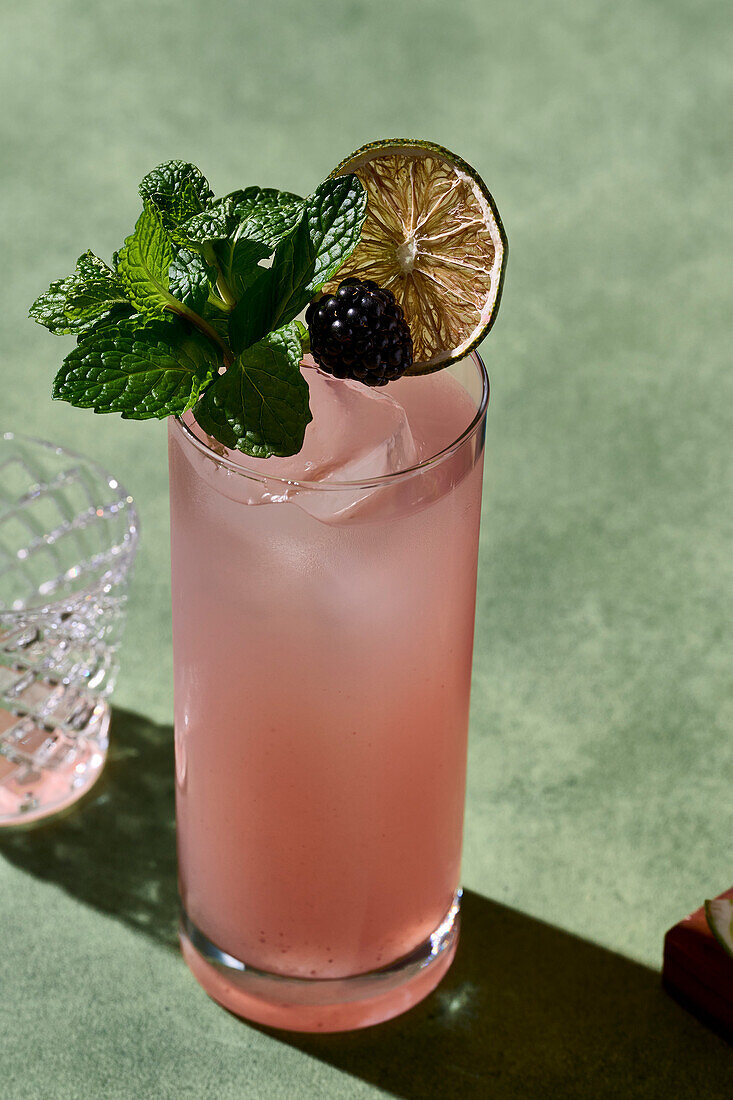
[274,893,732,1098]
[1,708,730,1097]
[0,706,178,948]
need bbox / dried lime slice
[705,897,733,957]
[326,139,507,374]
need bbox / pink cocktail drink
[169,353,488,1031]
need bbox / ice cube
[183,360,419,522]
[281,362,418,522]
[286,362,418,482]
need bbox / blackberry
[305,278,413,387]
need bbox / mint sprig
[31,160,368,457]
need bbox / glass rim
[0,431,140,620]
[173,350,489,492]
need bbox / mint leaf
[66,252,129,314]
[194,321,310,457]
[118,196,221,337]
[301,174,368,298]
[30,281,77,335]
[53,316,220,419]
[30,252,131,336]
[168,247,216,313]
[228,174,366,354]
[293,319,310,355]
[213,236,270,300]
[117,202,175,316]
[224,187,304,249]
[229,239,271,285]
[199,306,230,342]
[212,188,304,298]
[116,207,230,365]
[139,162,229,245]
[229,213,315,353]
[178,205,230,244]
[139,161,213,226]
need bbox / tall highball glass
[169,352,488,1031]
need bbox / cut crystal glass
[0,433,139,825]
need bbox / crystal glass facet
[0,433,139,826]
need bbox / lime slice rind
[329,139,507,374]
[704,898,733,957]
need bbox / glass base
[0,700,109,827]
[179,891,461,1033]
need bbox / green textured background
[1,1,732,1096]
